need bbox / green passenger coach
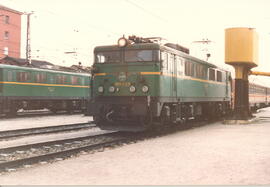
[89,36,231,131]
[0,64,91,116]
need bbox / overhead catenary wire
[125,0,168,23]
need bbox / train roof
[0,64,91,76]
[94,43,226,71]
[249,81,270,89]
[94,43,161,52]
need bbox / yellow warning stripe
[140,72,161,75]
[94,73,106,76]
[94,71,226,85]
[0,81,90,88]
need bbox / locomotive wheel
[139,108,153,127]
[68,110,74,114]
[50,109,58,114]
[6,108,17,117]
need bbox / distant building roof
[70,65,92,73]
[0,56,91,73]
[0,4,23,15]
[0,56,54,68]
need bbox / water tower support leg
[233,66,252,120]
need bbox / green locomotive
[89,36,231,131]
[0,64,91,116]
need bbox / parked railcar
[88,36,232,131]
[0,64,91,116]
[249,83,267,110]
[231,80,270,111]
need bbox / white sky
[1,0,270,85]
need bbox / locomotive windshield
[95,50,159,63]
[125,50,159,62]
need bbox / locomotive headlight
[129,85,136,93]
[98,86,104,93]
[118,37,128,47]
[142,85,149,93]
[109,86,115,93]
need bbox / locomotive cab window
[96,51,121,63]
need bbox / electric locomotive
[0,64,91,116]
[89,36,232,131]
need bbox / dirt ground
[0,109,270,185]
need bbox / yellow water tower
[225,27,258,119]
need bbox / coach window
[81,78,85,85]
[71,76,81,85]
[250,85,253,94]
[35,73,46,83]
[77,77,81,85]
[17,72,30,82]
[209,68,215,81]
[161,52,168,70]
[56,75,67,84]
[7,71,12,81]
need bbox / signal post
[225,27,259,120]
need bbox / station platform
[0,114,92,131]
[0,108,270,185]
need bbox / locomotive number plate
[114,82,131,87]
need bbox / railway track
[0,110,83,119]
[0,122,96,140]
[0,131,127,172]
[0,118,216,173]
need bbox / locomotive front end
[90,36,161,131]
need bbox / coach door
[170,54,177,97]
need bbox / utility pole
[25,12,33,65]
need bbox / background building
[0,5,22,58]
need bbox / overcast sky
[1,0,270,84]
